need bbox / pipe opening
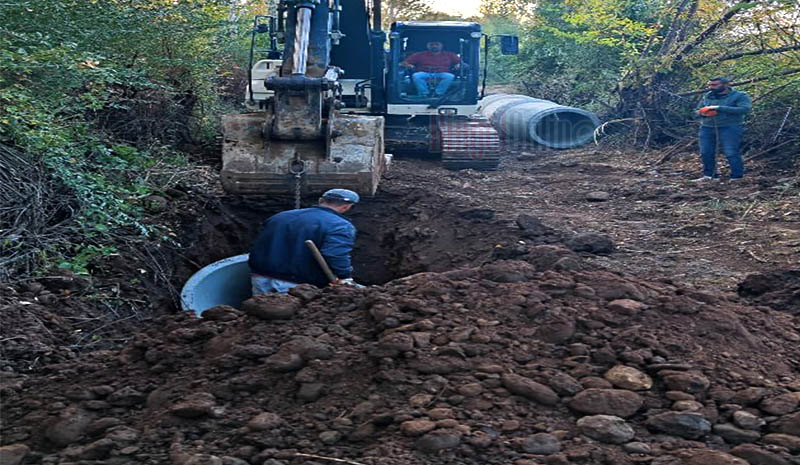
[532,111,597,149]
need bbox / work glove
[334,278,365,288]
[698,106,719,117]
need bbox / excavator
[221,0,519,197]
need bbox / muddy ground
[1,145,799,465]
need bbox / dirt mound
[3,255,799,465]
[738,269,800,314]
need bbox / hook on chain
[289,158,307,210]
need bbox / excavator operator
[401,41,461,97]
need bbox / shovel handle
[305,240,338,284]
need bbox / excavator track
[439,117,501,171]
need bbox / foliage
[478,0,800,152]
[0,0,244,280]
[381,0,461,30]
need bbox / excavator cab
[387,22,481,107]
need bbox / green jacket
[696,89,752,127]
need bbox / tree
[382,0,453,30]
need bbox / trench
[177,189,515,313]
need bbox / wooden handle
[305,240,338,283]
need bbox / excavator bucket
[221,112,386,196]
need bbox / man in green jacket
[694,77,752,181]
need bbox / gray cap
[322,188,360,204]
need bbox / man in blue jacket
[248,189,359,294]
[694,77,752,181]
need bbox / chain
[289,158,306,210]
[294,172,302,209]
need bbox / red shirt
[405,51,460,73]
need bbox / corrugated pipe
[478,94,600,149]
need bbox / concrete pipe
[478,93,600,149]
[180,254,252,316]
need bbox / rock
[731,444,791,465]
[409,393,434,407]
[565,233,615,255]
[763,433,800,453]
[297,383,324,402]
[241,293,300,320]
[222,457,250,465]
[623,442,651,454]
[108,386,145,406]
[733,387,770,405]
[481,260,536,283]
[684,450,749,465]
[501,419,521,431]
[458,383,483,397]
[348,422,375,441]
[576,415,635,444]
[87,417,123,436]
[604,366,653,390]
[319,430,342,445]
[580,377,613,389]
[567,389,643,418]
[586,191,610,201]
[607,299,646,315]
[466,431,494,448]
[646,412,711,439]
[760,393,799,415]
[666,391,696,401]
[548,372,583,396]
[182,454,224,465]
[400,420,436,436]
[77,438,114,460]
[0,444,29,465]
[516,214,555,237]
[460,208,495,220]
[65,386,95,401]
[247,412,283,431]
[518,433,561,454]
[501,373,559,406]
[44,406,93,446]
[713,423,761,444]
[105,426,139,444]
[408,356,468,374]
[200,305,243,321]
[661,371,710,394]
[288,284,320,301]
[771,412,800,435]
[414,430,461,453]
[427,408,454,420]
[263,352,304,372]
[535,316,575,344]
[170,392,216,418]
[733,410,765,430]
[672,400,704,411]
[371,333,414,358]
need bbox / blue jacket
[248,206,356,287]
[696,89,752,127]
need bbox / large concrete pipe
[181,254,252,316]
[478,93,600,149]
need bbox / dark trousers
[699,125,744,178]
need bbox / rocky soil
[1,146,798,465]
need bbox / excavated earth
[1,146,799,465]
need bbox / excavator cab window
[388,22,482,106]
